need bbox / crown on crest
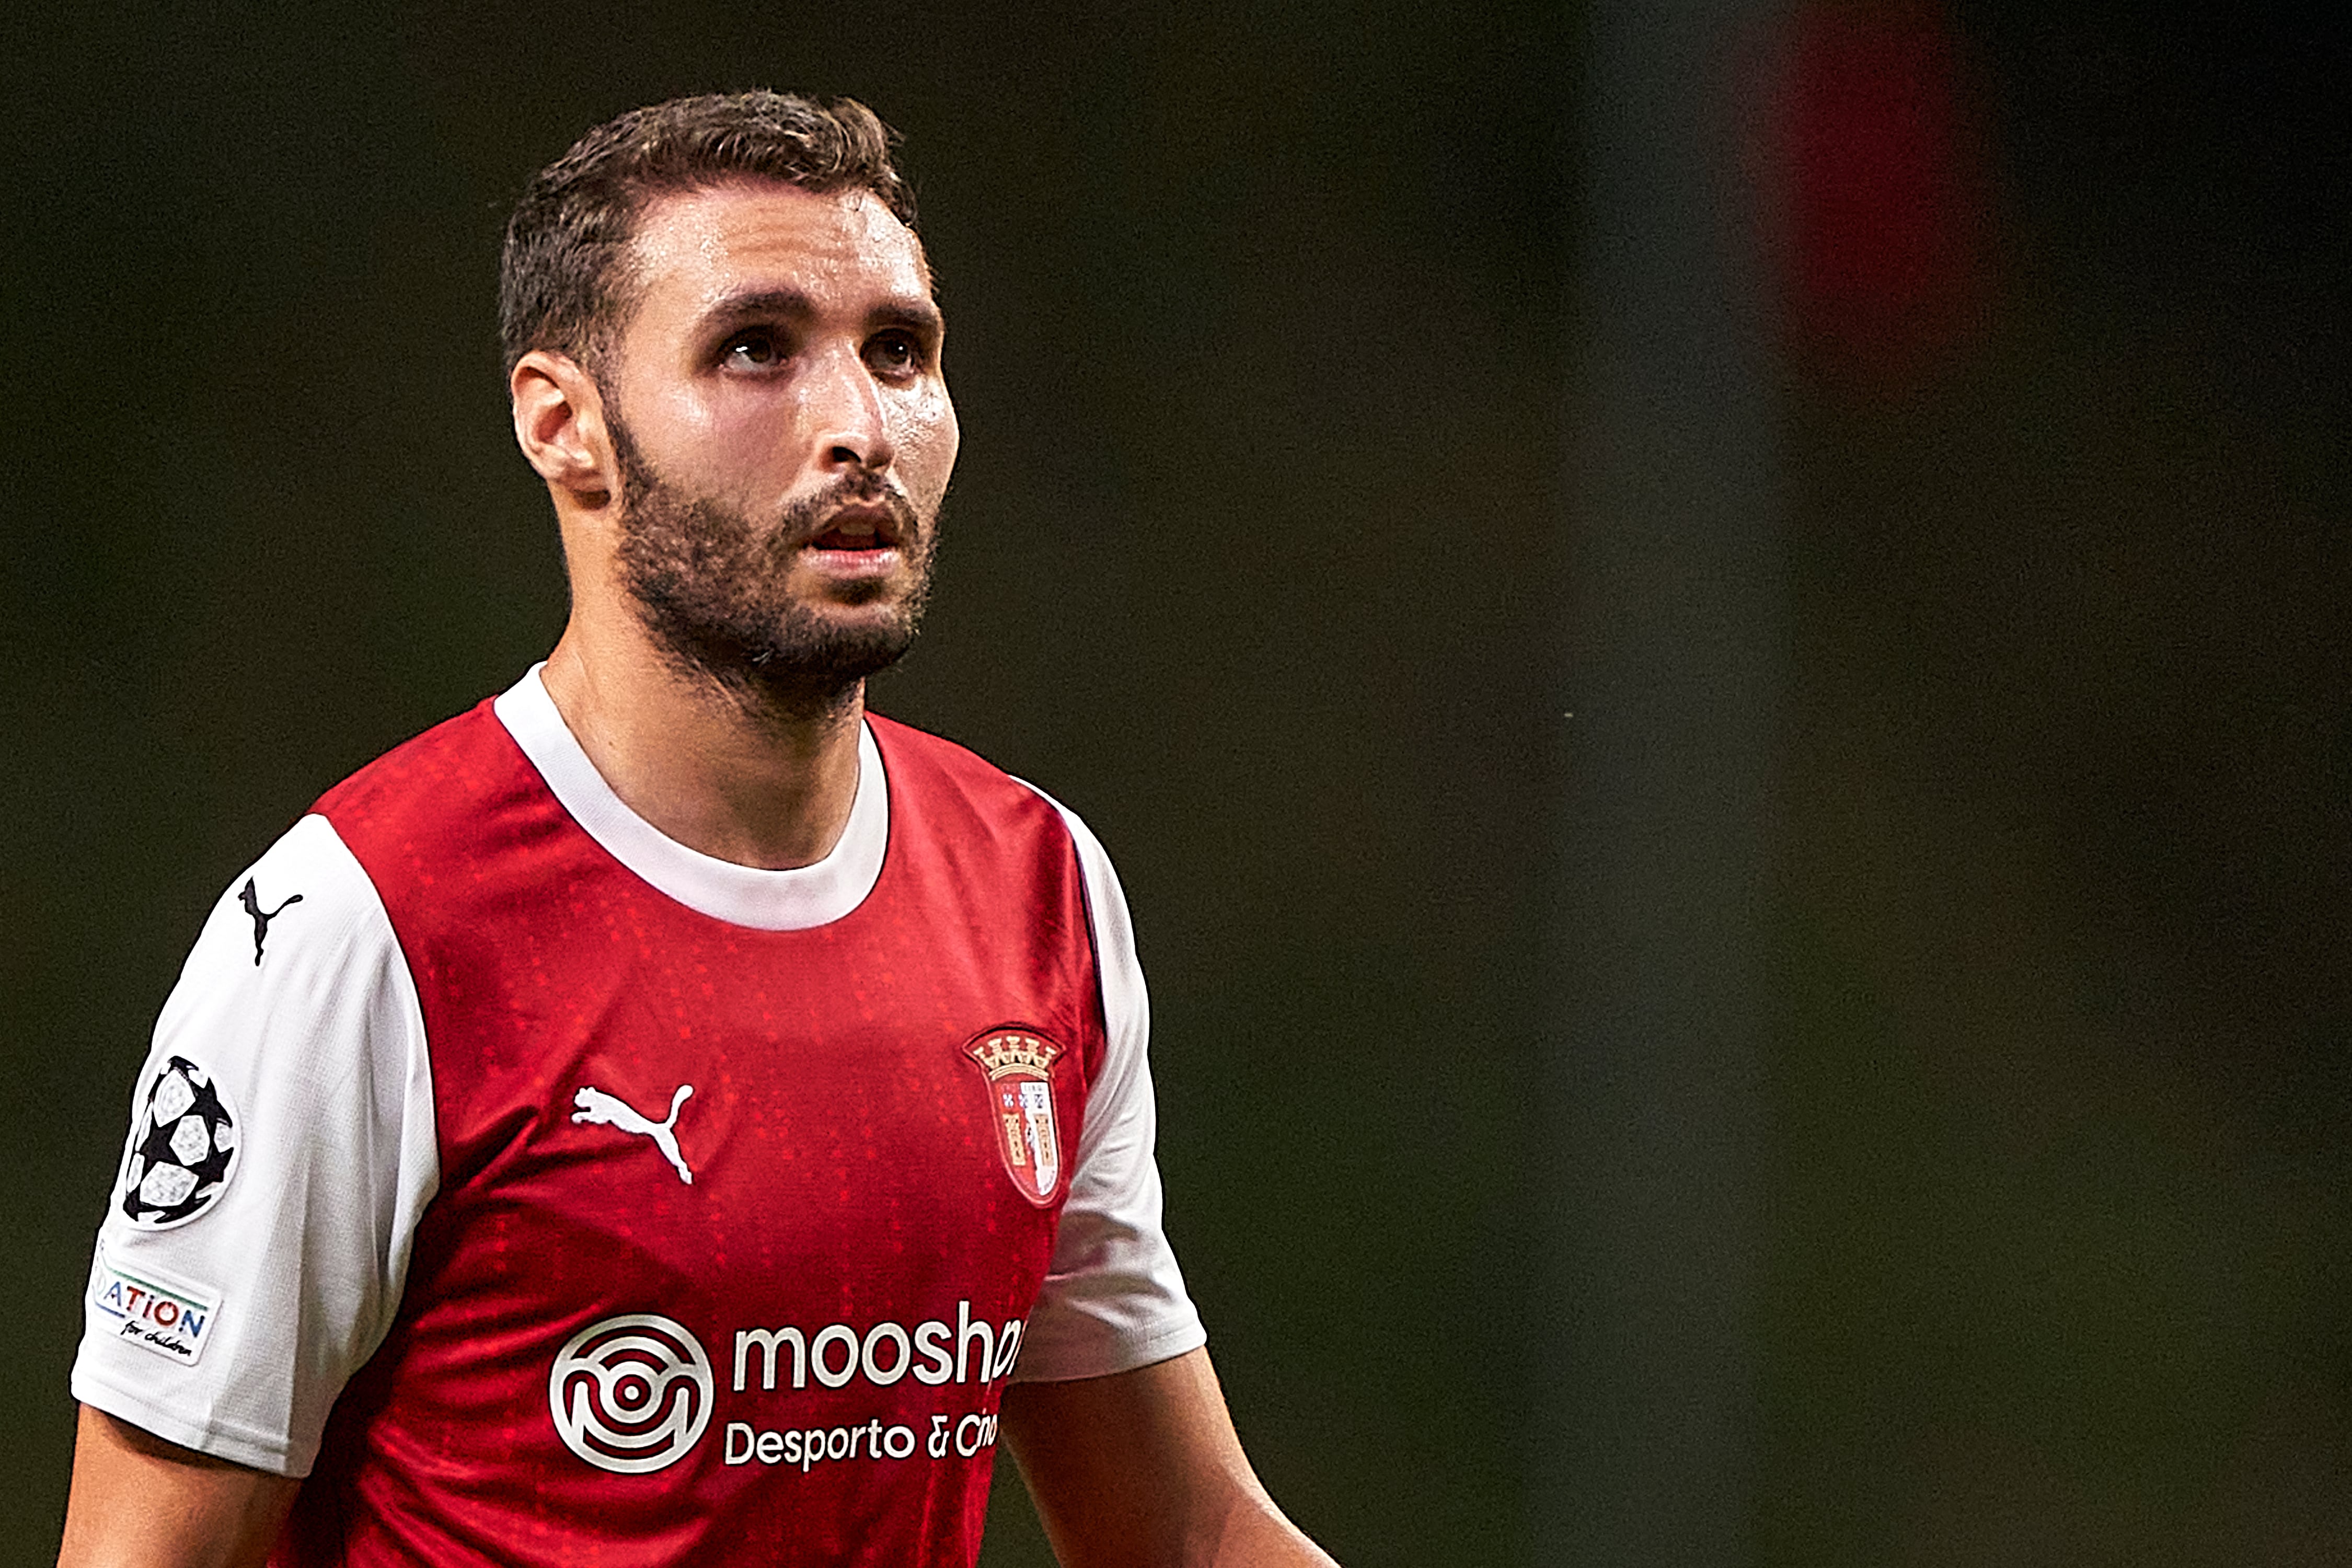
[966,1032,1062,1080]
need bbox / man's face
[597,180,958,705]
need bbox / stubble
[608,414,938,722]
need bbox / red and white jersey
[73,667,1204,1566]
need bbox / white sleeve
[71,813,439,1478]
[1009,789,1208,1382]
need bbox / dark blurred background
[2,3,2346,1563]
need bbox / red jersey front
[74,669,1205,1566]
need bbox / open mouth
[811,528,889,551]
[807,503,905,552]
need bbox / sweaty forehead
[624,182,935,324]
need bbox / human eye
[719,328,789,372]
[863,329,924,379]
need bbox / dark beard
[609,415,937,721]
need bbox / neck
[539,605,867,872]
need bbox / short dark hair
[499,91,917,375]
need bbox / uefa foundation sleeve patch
[90,1252,221,1367]
[118,1056,240,1229]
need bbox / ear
[511,349,616,506]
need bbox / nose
[808,343,895,477]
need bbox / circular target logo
[119,1056,240,1230]
[548,1313,713,1474]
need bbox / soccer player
[59,92,1339,1568]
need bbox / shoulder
[310,695,535,849]
[155,814,417,1070]
[866,712,1042,799]
[865,712,1085,847]
[867,710,1131,889]
[306,694,575,934]
[176,812,400,1006]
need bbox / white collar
[492,664,887,930]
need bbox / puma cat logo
[238,878,303,966]
[571,1084,695,1185]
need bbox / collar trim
[492,664,887,930]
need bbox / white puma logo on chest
[571,1084,695,1185]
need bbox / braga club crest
[963,1030,1065,1206]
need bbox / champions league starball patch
[963,1029,1066,1206]
[118,1056,241,1229]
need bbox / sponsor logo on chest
[548,1303,1026,1477]
[549,1314,714,1474]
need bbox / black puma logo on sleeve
[239,878,304,965]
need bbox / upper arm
[57,1405,298,1568]
[68,817,436,1506]
[998,1348,1338,1568]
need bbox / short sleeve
[1007,789,1207,1382]
[71,813,439,1477]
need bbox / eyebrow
[701,287,944,339]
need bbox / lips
[806,501,906,552]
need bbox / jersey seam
[1006,775,1119,1104]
